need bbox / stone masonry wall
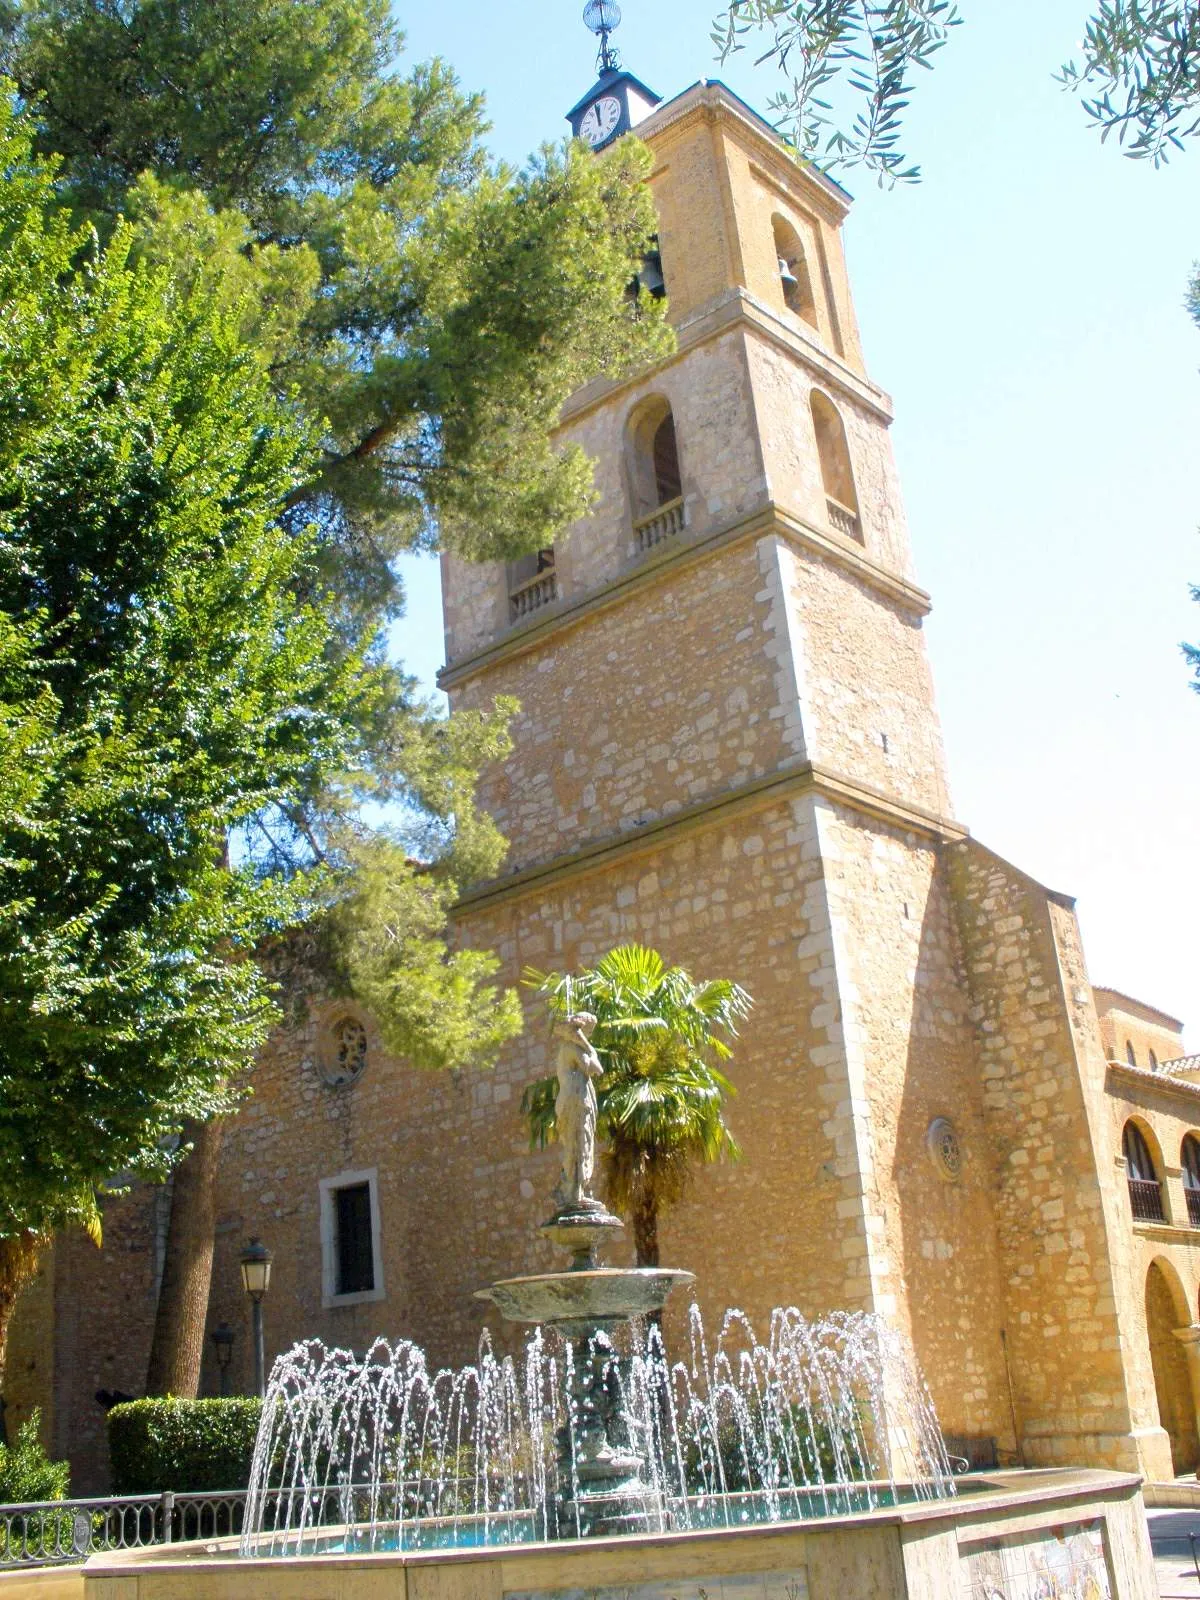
[5,1189,167,1492]
[778,541,950,816]
[696,106,865,370]
[1103,1067,1200,1471]
[744,335,912,578]
[815,804,1014,1449]
[170,794,885,1402]
[4,1242,56,1455]
[947,839,1149,1474]
[454,537,799,873]
[452,794,884,1344]
[441,324,768,669]
[1094,991,1186,1070]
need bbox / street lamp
[210,1322,235,1397]
[239,1238,273,1398]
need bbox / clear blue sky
[393,0,1200,1039]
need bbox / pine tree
[0,1,671,1393]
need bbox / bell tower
[442,75,953,850]
[437,73,1023,1457]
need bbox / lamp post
[239,1238,273,1398]
[210,1322,235,1397]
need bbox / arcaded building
[9,72,1200,1495]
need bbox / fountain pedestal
[476,1198,693,1537]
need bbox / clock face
[579,95,622,147]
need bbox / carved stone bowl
[475,1267,695,1331]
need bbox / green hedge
[107,1398,262,1494]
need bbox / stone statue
[553,1011,603,1209]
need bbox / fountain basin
[475,1267,695,1328]
[79,1468,1157,1599]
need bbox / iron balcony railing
[1186,1187,1200,1228]
[633,495,685,554]
[1128,1175,1166,1223]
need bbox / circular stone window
[926,1117,963,1183]
[319,1015,369,1088]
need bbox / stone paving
[1150,1509,1200,1598]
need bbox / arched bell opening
[809,389,861,543]
[625,395,686,553]
[772,214,817,327]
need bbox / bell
[778,256,800,291]
[639,252,665,298]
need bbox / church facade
[9,76,1200,1497]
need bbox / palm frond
[520,943,753,1237]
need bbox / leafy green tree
[712,0,1200,182]
[0,97,523,1387]
[0,0,668,1006]
[521,946,752,1266]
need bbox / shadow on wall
[891,849,1019,1466]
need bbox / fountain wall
[79,1470,1158,1599]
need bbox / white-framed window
[319,1168,385,1307]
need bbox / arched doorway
[1146,1258,1199,1473]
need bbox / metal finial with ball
[583,0,621,73]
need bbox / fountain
[77,1009,1163,1596]
[237,1012,954,1558]
[474,1009,695,1537]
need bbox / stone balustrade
[633,495,685,554]
[509,568,558,623]
[825,496,861,541]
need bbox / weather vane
[583,0,621,74]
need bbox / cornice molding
[638,81,851,222]
[438,501,930,693]
[1132,1219,1200,1245]
[453,760,965,916]
[1108,1060,1200,1103]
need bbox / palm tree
[521,945,752,1266]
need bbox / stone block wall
[743,337,911,579]
[775,540,949,816]
[452,538,798,873]
[814,805,1013,1448]
[440,324,769,668]
[946,839,1152,1474]
[451,790,881,1344]
[4,1189,167,1493]
[1094,988,1186,1070]
[4,1242,56,1453]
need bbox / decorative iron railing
[508,568,557,624]
[826,496,861,541]
[0,1482,498,1567]
[633,495,685,553]
[0,1489,254,1568]
[1128,1176,1166,1223]
[1186,1187,1200,1228]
